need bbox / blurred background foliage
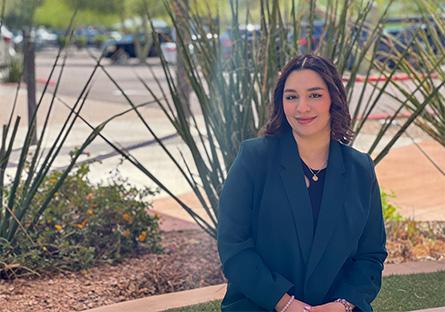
[3,0,440,29]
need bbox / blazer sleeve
[217,142,294,310]
[328,155,388,311]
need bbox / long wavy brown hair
[260,54,353,144]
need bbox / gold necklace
[307,166,323,182]
[303,161,326,182]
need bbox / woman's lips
[295,116,317,125]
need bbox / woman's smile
[295,116,317,125]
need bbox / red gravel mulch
[1,220,444,312]
[0,229,225,312]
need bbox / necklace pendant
[312,175,318,182]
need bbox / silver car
[0,25,16,69]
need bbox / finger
[303,305,312,312]
[310,305,326,312]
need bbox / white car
[159,30,220,65]
[0,25,16,69]
[160,42,177,63]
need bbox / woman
[217,54,387,312]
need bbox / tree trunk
[23,30,38,145]
[134,13,152,64]
[173,0,191,120]
[359,2,378,74]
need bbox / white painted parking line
[112,89,149,96]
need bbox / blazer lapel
[304,139,347,284]
[278,130,314,265]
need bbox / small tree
[3,0,42,145]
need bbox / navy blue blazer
[217,130,387,311]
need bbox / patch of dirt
[0,229,225,312]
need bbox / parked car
[287,20,328,53]
[160,42,177,63]
[73,26,112,48]
[75,26,101,46]
[374,22,445,69]
[102,27,173,62]
[223,24,261,54]
[158,26,221,64]
[286,21,425,70]
[0,25,15,70]
[35,27,58,49]
[11,27,58,52]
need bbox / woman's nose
[296,97,310,113]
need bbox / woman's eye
[309,93,322,98]
[285,95,298,100]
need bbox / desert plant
[76,0,445,237]
[373,0,445,148]
[0,9,154,256]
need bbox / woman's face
[282,69,332,139]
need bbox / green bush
[6,56,22,83]
[74,35,87,49]
[57,35,68,48]
[381,190,403,222]
[93,34,109,49]
[0,161,161,279]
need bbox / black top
[301,160,327,235]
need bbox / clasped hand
[286,300,346,312]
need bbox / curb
[365,111,411,120]
[383,260,445,276]
[83,284,227,312]
[0,79,57,87]
[342,73,439,83]
[410,308,445,312]
[36,77,56,86]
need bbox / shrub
[57,35,68,48]
[74,36,87,49]
[93,34,109,49]
[0,161,161,279]
[6,56,22,83]
[381,190,403,222]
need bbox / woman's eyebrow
[284,86,325,93]
[306,86,325,91]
